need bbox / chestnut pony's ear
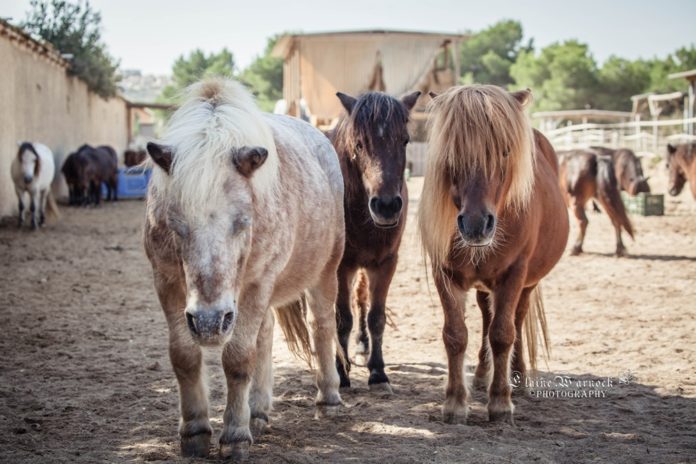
[233,146,268,177]
[667,144,677,154]
[511,88,532,107]
[146,142,173,174]
[336,92,358,115]
[401,91,421,111]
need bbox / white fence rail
[542,117,696,155]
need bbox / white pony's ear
[146,142,173,174]
[233,146,268,177]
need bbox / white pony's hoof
[315,402,341,418]
[219,441,250,461]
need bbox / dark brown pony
[329,90,420,391]
[666,143,696,199]
[76,144,119,205]
[419,85,568,424]
[559,149,634,256]
[591,146,651,195]
[124,147,147,167]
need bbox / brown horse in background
[591,146,651,195]
[329,90,420,391]
[559,149,634,256]
[666,143,696,199]
[419,85,569,424]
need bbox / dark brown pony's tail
[275,294,314,369]
[274,294,348,372]
[595,157,634,239]
[523,286,550,372]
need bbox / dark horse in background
[559,148,634,256]
[329,90,420,392]
[62,144,118,206]
[591,146,651,195]
[666,143,696,199]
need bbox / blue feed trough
[101,167,152,199]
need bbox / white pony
[11,142,58,229]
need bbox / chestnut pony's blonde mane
[150,78,278,217]
[418,85,535,267]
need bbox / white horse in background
[11,142,58,229]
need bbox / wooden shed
[271,30,465,128]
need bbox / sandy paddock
[0,171,695,463]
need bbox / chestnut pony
[419,85,568,424]
[330,90,420,392]
[666,143,696,199]
[144,79,345,460]
[558,149,634,257]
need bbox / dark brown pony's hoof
[615,247,628,258]
[570,245,583,256]
[180,432,211,458]
[368,382,393,395]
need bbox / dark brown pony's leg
[354,271,370,357]
[434,268,468,423]
[570,197,588,255]
[335,263,357,388]
[511,287,534,395]
[474,290,492,390]
[612,221,627,257]
[488,265,526,424]
[365,256,397,391]
[154,272,211,458]
[111,175,119,201]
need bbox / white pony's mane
[152,78,278,216]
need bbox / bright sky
[4,0,695,75]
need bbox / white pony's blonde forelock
[151,78,278,217]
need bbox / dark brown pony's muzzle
[457,209,496,246]
[368,195,403,228]
[185,304,236,344]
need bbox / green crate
[621,192,664,216]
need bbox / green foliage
[510,40,599,111]
[459,20,532,87]
[158,48,236,103]
[596,57,652,110]
[22,0,120,98]
[238,35,283,112]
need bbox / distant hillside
[118,69,170,103]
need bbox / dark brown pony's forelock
[333,92,410,157]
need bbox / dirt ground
[1,170,695,463]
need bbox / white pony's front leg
[219,292,270,460]
[15,188,25,228]
[29,190,39,230]
[249,309,274,438]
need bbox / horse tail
[275,294,314,368]
[274,294,348,372]
[46,191,60,221]
[523,286,550,372]
[595,157,634,239]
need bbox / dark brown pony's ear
[667,144,677,154]
[401,91,421,112]
[336,92,357,114]
[146,142,173,174]
[233,146,268,177]
[511,88,532,107]
[428,91,439,100]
